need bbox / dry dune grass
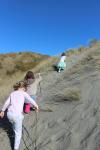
[0,52,49,77]
[66,45,100,75]
[66,46,87,56]
[54,87,81,102]
[62,87,81,101]
[66,42,100,57]
[0,71,25,103]
[32,56,58,73]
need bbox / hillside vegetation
[0,52,49,77]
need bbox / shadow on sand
[0,111,14,150]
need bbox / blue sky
[0,0,100,56]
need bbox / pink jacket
[2,90,38,115]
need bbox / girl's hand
[35,107,39,113]
[0,111,5,118]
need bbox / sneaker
[58,68,61,73]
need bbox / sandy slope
[0,46,100,150]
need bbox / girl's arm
[24,92,39,110]
[1,96,11,112]
[0,96,10,118]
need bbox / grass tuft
[62,87,81,101]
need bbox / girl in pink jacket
[0,81,39,150]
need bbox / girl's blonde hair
[13,81,28,91]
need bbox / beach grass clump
[62,87,81,101]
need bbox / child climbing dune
[0,81,39,150]
[24,71,42,113]
[56,52,66,72]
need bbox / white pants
[7,111,24,150]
